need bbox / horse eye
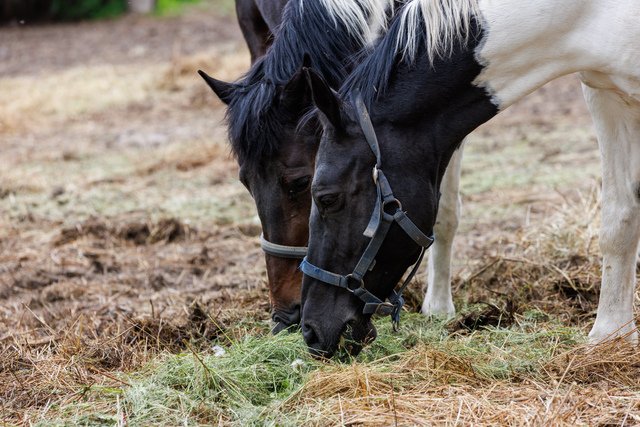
[288,176,311,195]
[318,194,339,208]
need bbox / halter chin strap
[260,233,307,259]
[300,91,435,330]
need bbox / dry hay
[131,140,238,186]
[1,298,270,424]
[283,340,640,426]
[273,188,640,425]
[157,48,250,108]
[0,303,230,423]
[4,184,634,426]
[0,213,271,423]
[545,335,640,387]
[454,189,603,325]
[54,216,192,247]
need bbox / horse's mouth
[271,306,301,334]
[304,317,377,360]
[339,318,377,358]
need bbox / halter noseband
[260,233,308,259]
[300,92,435,330]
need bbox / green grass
[39,312,584,426]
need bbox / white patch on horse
[422,143,464,318]
[469,0,640,342]
[474,0,640,109]
[300,0,395,46]
[581,80,640,345]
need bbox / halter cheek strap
[300,91,435,330]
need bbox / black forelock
[225,0,374,167]
[340,12,412,109]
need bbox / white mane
[301,0,395,45]
[395,0,480,63]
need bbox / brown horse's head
[200,66,318,332]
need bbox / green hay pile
[37,312,603,426]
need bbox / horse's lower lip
[271,306,301,334]
[272,321,298,334]
[308,344,335,360]
[303,316,376,359]
[342,318,377,356]
[304,322,346,359]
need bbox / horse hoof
[421,299,456,319]
[588,321,638,346]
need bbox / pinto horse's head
[300,69,440,358]
[199,64,319,334]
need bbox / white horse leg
[582,81,640,344]
[421,142,464,318]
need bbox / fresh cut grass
[37,311,599,426]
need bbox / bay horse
[199,0,398,333]
[300,0,640,357]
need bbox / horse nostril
[301,322,319,345]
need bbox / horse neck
[475,0,637,109]
[254,0,289,30]
[369,32,498,184]
[363,0,640,180]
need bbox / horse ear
[281,67,309,107]
[302,53,312,68]
[198,70,235,105]
[303,67,341,129]
[280,54,314,109]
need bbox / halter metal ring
[383,198,402,213]
[345,274,365,292]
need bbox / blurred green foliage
[50,0,128,20]
[0,0,205,22]
[155,0,201,16]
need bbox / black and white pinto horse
[300,0,640,357]
[199,0,402,333]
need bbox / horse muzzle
[271,304,301,334]
[301,310,376,359]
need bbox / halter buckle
[374,302,396,314]
[372,166,379,183]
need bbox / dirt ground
[0,2,631,424]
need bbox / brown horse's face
[199,69,318,333]
[239,126,317,333]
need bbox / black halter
[300,92,435,330]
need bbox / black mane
[227,0,372,166]
[341,4,482,108]
[341,10,420,107]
